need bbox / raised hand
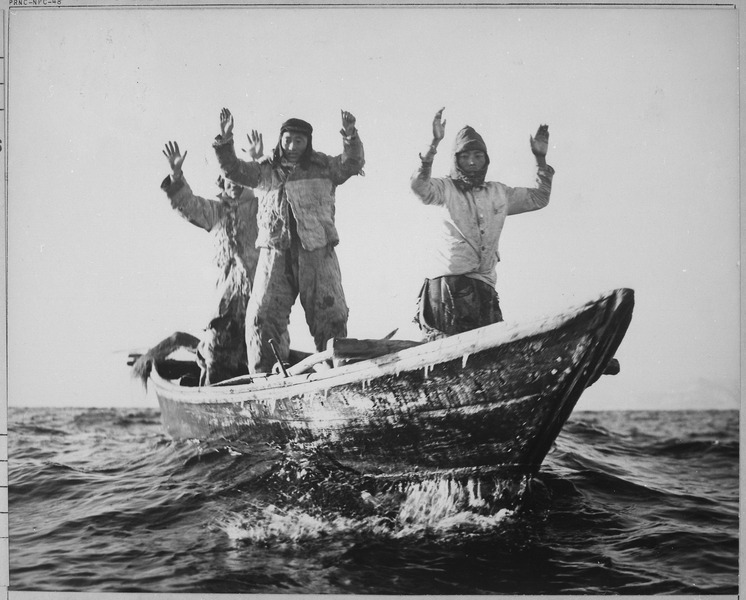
[432,107,446,143]
[162,141,187,179]
[246,129,264,160]
[340,110,357,136]
[220,107,234,140]
[530,124,549,157]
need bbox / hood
[449,125,490,190]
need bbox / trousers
[245,236,349,373]
[415,274,503,341]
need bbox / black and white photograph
[4,1,740,595]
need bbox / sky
[4,4,741,410]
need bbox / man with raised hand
[213,108,365,373]
[411,107,554,339]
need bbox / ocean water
[8,407,738,594]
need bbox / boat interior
[153,337,425,388]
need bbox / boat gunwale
[150,288,631,405]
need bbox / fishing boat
[138,288,634,479]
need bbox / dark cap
[280,118,313,137]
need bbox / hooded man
[410,107,554,340]
[213,108,365,373]
[138,139,273,385]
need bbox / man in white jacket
[410,107,554,340]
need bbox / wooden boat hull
[151,288,634,477]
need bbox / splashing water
[393,476,516,537]
[221,469,522,548]
[223,503,359,544]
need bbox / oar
[286,349,334,376]
[285,336,423,377]
[329,337,423,360]
[217,330,420,382]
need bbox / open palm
[530,124,549,157]
[340,110,357,136]
[246,129,263,160]
[220,107,234,139]
[162,141,187,176]
[432,107,446,142]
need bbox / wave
[9,424,70,436]
[7,407,739,594]
[647,438,739,460]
